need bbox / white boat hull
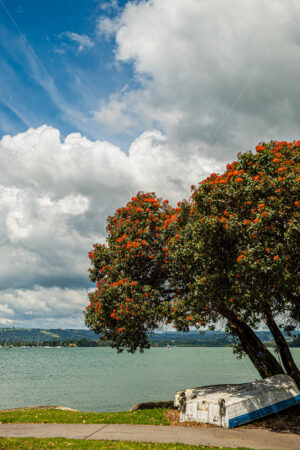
[178,374,300,428]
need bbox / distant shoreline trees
[86,140,300,386]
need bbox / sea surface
[1,347,299,412]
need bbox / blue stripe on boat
[228,394,300,428]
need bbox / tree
[168,140,299,384]
[85,193,177,352]
[85,141,299,386]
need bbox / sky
[0,0,300,329]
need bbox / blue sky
[0,0,138,147]
[0,0,300,328]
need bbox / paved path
[0,423,300,449]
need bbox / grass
[0,438,255,449]
[0,409,260,449]
[0,408,169,425]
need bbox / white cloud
[97,16,120,40]
[0,125,220,327]
[94,0,300,160]
[93,92,134,132]
[3,0,300,328]
[64,32,94,53]
[128,130,221,200]
[99,0,119,12]
[0,304,14,315]
[0,287,89,328]
[0,318,13,325]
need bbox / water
[1,347,299,412]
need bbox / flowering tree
[168,140,299,384]
[85,141,299,385]
[85,193,180,352]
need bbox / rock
[54,406,79,412]
[0,406,79,412]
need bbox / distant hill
[1,327,296,347]
[290,334,300,347]
[0,327,98,344]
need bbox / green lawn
[0,408,169,425]
[0,409,259,449]
[0,438,255,449]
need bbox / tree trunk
[264,307,300,388]
[221,307,284,379]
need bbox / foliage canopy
[85,140,299,382]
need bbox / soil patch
[131,401,174,410]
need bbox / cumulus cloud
[0,125,220,327]
[98,0,119,13]
[95,0,300,159]
[64,32,94,53]
[97,16,120,40]
[5,0,299,328]
[93,92,134,132]
[0,304,14,315]
[0,287,89,328]
[0,318,13,325]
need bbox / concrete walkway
[0,423,300,449]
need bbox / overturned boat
[176,374,300,428]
